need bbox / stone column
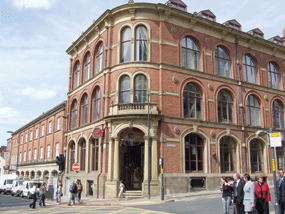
[151,138,158,180]
[66,144,70,173]
[85,139,90,173]
[144,137,149,182]
[98,138,102,172]
[48,171,53,185]
[107,138,114,180]
[113,138,120,180]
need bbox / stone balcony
[109,102,158,116]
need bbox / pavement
[46,190,222,206]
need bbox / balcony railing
[109,102,158,116]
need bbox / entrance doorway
[120,142,144,190]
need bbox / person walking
[243,173,255,214]
[221,176,232,214]
[254,175,271,214]
[117,180,127,201]
[77,180,83,200]
[68,180,82,206]
[39,182,47,207]
[56,183,63,204]
[29,183,38,209]
[232,173,246,214]
[278,170,285,213]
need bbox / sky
[0,0,284,147]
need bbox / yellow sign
[161,168,164,174]
[271,132,280,137]
[272,159,276,171]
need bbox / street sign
[92,128,103,139]
[270,132,282,147]
[72,163,80,171]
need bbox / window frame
[272,100,284,129]
[243,54,257,84]
[182,36,200,70]
[93,87,100,121]
[70,142,75,171]
[134,74,147,103]
[95,43,103,74]
[81,94,88,125]
[185,134,204,172]
[47,145,51,159]
[183,83,202,119]
[84,52,91,82]
[120,27,131,63]
[247,95,261,126]
[268,61,280,89]
[135,25,147,61]
[250,139,264,173]
[91,139,99,171]
[217,89,233,123]
[80,140,86,171]
[220,136,236,172]
[71,100,78,129]
[119,75,131,104]
[215,46,231,77]
[74,61,80,89]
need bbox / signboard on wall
[270,132,282,147]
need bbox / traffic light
[56,154,65,171]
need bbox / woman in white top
[29,183,38,209]
[117,181,127,201]
[243,173,255,214]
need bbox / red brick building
[8,101,66,193]
[61,0,285,198]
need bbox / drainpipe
[97,24,109,199]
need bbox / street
[0,192,276,213]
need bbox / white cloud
[0,107,35,125]
[12,0,56,10]
[20,86,58,100]
[0,107,17,118]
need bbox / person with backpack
[68,180,82,206]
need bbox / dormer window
[268,36,283,45]
[248,28,264,39]
[166,0,187,12]
[224,19,241,31]
[198,10,216,22]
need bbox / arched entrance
[120,128,144,190]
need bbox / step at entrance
[124,190,143,199]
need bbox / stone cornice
[18,159,57,167]
[11,101,67,136]
[66,2,285,59]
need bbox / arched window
[134,75,147,103]
[93,87,100,121]
[80,140,86,171]
[247,95,260,126]
[121,27,131,63]
[81,94,88,125]
[71,100,78,129]
[185,134,203,172]
[273,100,284,129]
[220,136,236,172]
[243,54,257,83]
[217,90,233,123]
[268,61,280,89]
[135,26,147,61]
[69,142,75,171]
[215,46,231,77]
[182,37,200,70]
[91,139,99,171]
[84,53,90,82]
[95,43,103,74]
[119,75,130,103]
[183,83,202,119]
[74,62,80,88]
[250,139,263,173]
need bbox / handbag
[60,192,63,197]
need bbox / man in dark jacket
[232,173,246,214]
[39,182,47,207]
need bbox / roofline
[10,101,67,136]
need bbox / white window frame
[28,150,31,161]
[24,151,26,162]
[19,153,22,163]
[25,133,28,143]
[35,128,38,139]
[47,145,51,158]
[30,131,33,141]
[34,148,37,160]
[48,121,52,134]
[40,147,43,159]
[57,117,61,130]
[55,142,59,157]
[21,135,23,144]
[41,125,45,136]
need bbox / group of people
[67,179,83,206]
[221,173,271,214]
[29,182,48,209]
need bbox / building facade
[63,0,285,198]
[8,101,66,191]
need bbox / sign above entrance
[92,128,103,139]
[72,163,80,171]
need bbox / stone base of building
[105,180,119,199]
[142,179,160,197]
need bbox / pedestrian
[56,183,63,204]
[39,182,47,207]
[254,175,270,214]
[278,170,285,213]
[77,180,83,200]
[243,173,255,214]
[232,173,245,214]
[29,183,38,209]
[117,180,127,201]
[67,180,82,206]
[221,176,232,214]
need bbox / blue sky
[0,0,284,147]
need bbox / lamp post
[256,129,279,213]
[7,131,20,176]
[147,92,153,200]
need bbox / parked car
[0,174,18,194]
[11,180,24,196]
[21,180,42,199]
